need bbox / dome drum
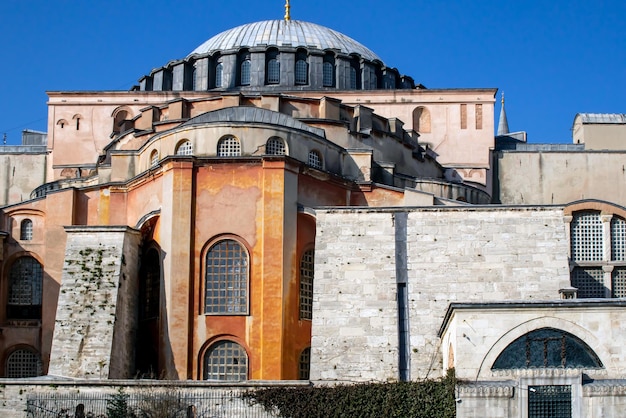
[137,20,415,93]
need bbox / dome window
[176,140,193,156]
[217,136,242,157]
[266,137,286,155]
[295,50,308,85]
[239,50,251,86]
[215,62,223,88]
[323,60,335,87]
[266,49,280,85]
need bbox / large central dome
[188,20,382,62]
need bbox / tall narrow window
[204,239,249,314]
[611,216,626,261]
[475,104,483,129]
[322,55,335,87]
[20,219,33,241]
[299,250,314,320]
[460,104,467,129]
[295,49,308,85]
[6,348,43,378]
[215,62,223,88]
[217,136,241,157]
[203,340,248,381]
[239,49,252,86]
[299,347,311,380]
[266,49,280,84]
[150,150,159,167]
[266,137,286,155]
[349,66,357,89]
[308,150,322,170]
[7,257,43,320]
[175,140,193,156]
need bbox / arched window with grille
[203,340,248,381]
[308,150,322,170]
[217,136,241,157]
[175,140,193,156]
[266,49,280,84]
[266,137,285,155]
[7,257,43,320]
[322,54,335,87]
[299,249,314,320]
[204,239,249,314]
[6,348,43,378]
[20,219,33,241]
[299,347,311,380]
[239,50,251,86]
[215,61,223,88]
[295,49,308,85]
[149,150,159,167]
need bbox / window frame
[5,347,43,378]
[217,135,242,157]
[266,137,286,156]
[175,140,193,156]
[20,219,33,241]
[202,340,249,381]
[7,256,43,320]
[203,238,250,315]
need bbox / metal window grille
[613,268,626,298]
[571,212,603,261]
[528,385,571,418]
[323,62,334,87]
[6,349,42,378]
[215,62,223,87]
[571,267,605,298]
[299,250,314,320]
[308,151,322,169]
[203,341,248,381]
[299,347,311,380]
[349,66,357,89]
[295,60,308,84]
[204,240,248,314]
[176,141,193,156]
[9,257,43,306]
[267,59,280,84]
[266,137,285,155]
[150,150,159,167]
[217,136,241,157]
[611,216,626,261]
[20,219,33,240]
[240,60,251,85]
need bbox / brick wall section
[48,227,141,379]
[312,207,570,382]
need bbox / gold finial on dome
[284,0,291,21]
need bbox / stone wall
[312,206,570,382]
[48,226,141,379]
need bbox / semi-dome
[188,20,382,62]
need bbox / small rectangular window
[475,104,483,130]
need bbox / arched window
[308,150,322,170]
[203,340,248,381]
[6,348,43,378]
[492,328,603,370]
[349,66,357,89]
[295,50,308,85]
[412,107,431,133]
[205,239,249,314]
[7,257,43,320]
[150,150,159,167]
[322,54,335,87]
[215,61,223,88]
[266,137,285,155]
[20,219,33,241]
[239,50,251,86]
[299,347,311,380]
[266,49,280,84]
[299,250,314,320]
[175,140,193,156]
[217,136,241,157]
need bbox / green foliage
[106,388,136,418]
[243,370,457,418]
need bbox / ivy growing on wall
[243,369,456,418]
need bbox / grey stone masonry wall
[312,207,570,382]
[48,226,141,379]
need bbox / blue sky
[0,0,624,145]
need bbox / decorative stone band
[584,382,626,397]
[491,368,607,378]
[457,384,515,398]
